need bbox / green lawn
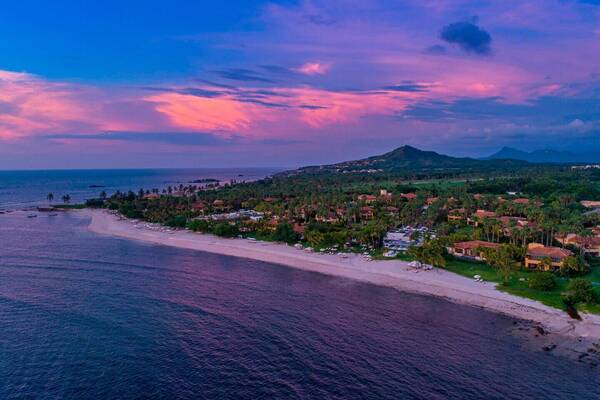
[586,259,600,282]
[444,258,600,314]
[381,253,576,314]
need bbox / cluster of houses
[444,200,600,271]
[447,240,575,271]
[144,186,600,271]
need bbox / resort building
[447,208,467,222]
[467,209,497,227]
[212,199,229,212]
[581,200,600,208]
[497,216,532,237]
[192,201,207,212]
[379,189,393,201]
[386,206,399,216]
[448,240,500,261]
[524,243,573,271]
[360,206,374,220]
[358,194,377,204]
[513,198,530,205]
[293,223,306,238]
[556,234,600,257]
[315,213,339,224]
[401,193,417,201]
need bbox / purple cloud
[440,21,492,55]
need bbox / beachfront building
[293,223,306,237]
[448,240,500,261]
[556,234,600,257]
[524,243,573,271]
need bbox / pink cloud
[2,0,600,160]
[0,70,154,140]
[140,83,425,137]
[294,62,331,75]
[144,92,255,133]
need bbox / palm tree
[62,194,71,204]
[540,257,552,271]
[46,193,54,203]
[100,191,107,200]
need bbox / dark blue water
[1,212,599,399]
[0,168,276,209]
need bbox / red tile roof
[449,208,466,215]
[526,245,572,259]
[453,240,501,250]
[192,201,206,210]
[473,210,497,219]
[568,235,600,248]
[426,197,439,205]
[358,194,377,202]
[513,198,530,204]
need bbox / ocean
[0,168,277,210]
[0,170,599,399]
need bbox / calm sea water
[0,168,277,209]
[0,171,599,399]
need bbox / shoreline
[84,209,600,353]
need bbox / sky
[1,0,600,169]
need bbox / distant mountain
[487,147,600,163]
[279,145,528,176]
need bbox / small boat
[27,214,37,218]
[48,213,58,217]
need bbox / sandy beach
[85,209,600,348]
